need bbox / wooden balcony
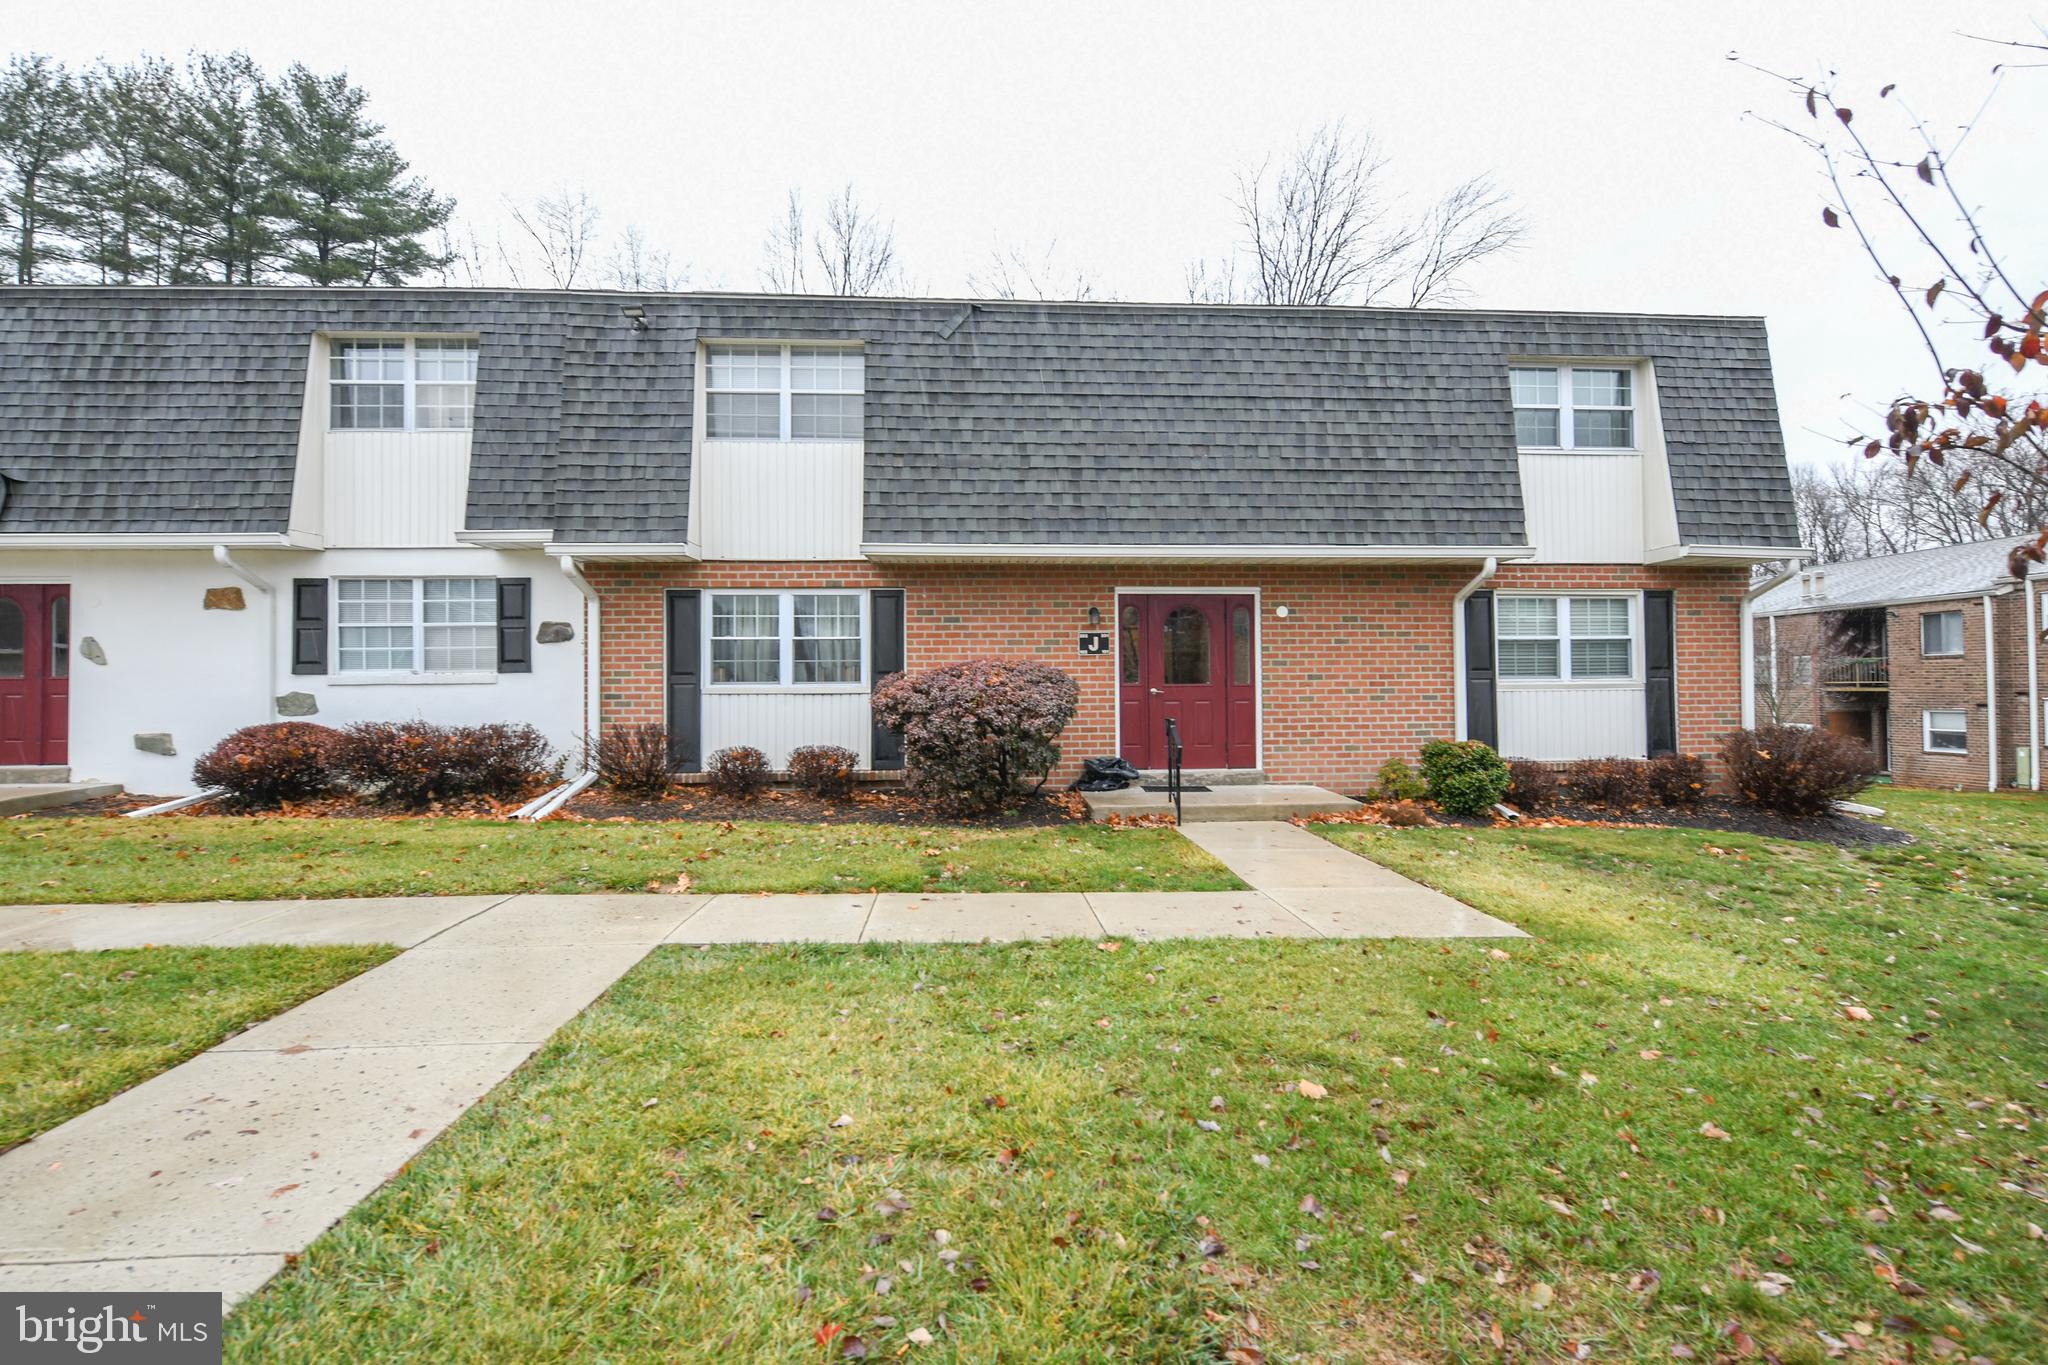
[1823,655,1889,690]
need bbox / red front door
[1117,594,1257,769]
[0,584,70,766]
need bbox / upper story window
[1496,594,1636,682]
[705,344,864,441]
[1510,365,1635,451]
[330,338,478,431]
[1919,609,1965,657]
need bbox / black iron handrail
[1163,717,1183,825]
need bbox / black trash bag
[1074,756,1142,792]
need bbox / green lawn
[1,817,1240,904]
[226,790,2046,1360]
[1,945,397,1151]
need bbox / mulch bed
[1314,795,1913,849]
[560,786,1087,828]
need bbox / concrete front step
[0,781,123,817]
[0,766,69,784]
[1132,768,1268,788]
[1081,783,1361,823]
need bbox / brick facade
[590,560,1751,793]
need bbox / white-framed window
[337,577,495,675]
[329,337,478,431]
[1510,365,1636,451]
[1920,609,1964,657]
[1496,594,1637,682]
[705,590,866,689]
[1923,708,1968,753]
[705,343,864,441]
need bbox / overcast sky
[14,0,2046,471]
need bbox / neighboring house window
[1789,654,1814,686]
[1510,365,1635,450]
[1923,708,1968,753]
[707,590,866,688]
[1496,595,1636,681]
[330,338,478,431]
[336,577,495,674]
[1920,609,1964,657]
[705,344,864,440]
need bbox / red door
[1117,594,1257,769]
[0,584,69,767]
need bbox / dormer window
[706,344,863,441]
[330,338,478,431]
[1510,365,1634,450]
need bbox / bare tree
[761,185,901,296]
[434,220,493,287]
[1210,122,1525,307]
[968,237,1102,301]
[602,224,683,291]
[761,189,806,291]
[1183,256,1238,304]
[504,184,598,289]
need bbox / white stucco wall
[0,546,585,794]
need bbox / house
[1752,537,2046,791]
[0,287,1805,797]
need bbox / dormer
[1508,357,1682,564]
[693,340,865,560]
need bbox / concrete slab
[1203,849,1418,891]
[1261,887,1527,938]
[215,946,653,1050]
[1083,784,1361,823]
[417,894,708,948]
[1087,891,1316,940]
[206,896,506,947]
[2,903,296,951]
[0,781,122,817]
[0,1255,287,1311]
[0,1043,532,1262]
[865,893,1099,942]
[668,894,873,944]
[1175,821,1344,853]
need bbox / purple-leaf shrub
[870,658,1081,813]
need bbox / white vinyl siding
[1920,609,1965,657]
[1496,595,1637,683]
[1511,364,1635,451]
[1923,708,1968,753]
[337,577,495,676]
[707,590,867,690]
[330,338,477,431]
[705,344,864,441]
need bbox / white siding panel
[1519,453,1644,563]
[702,691,871,768]
[1499,687,1648,761]
[699,440,862,560]
[324,431,471,547]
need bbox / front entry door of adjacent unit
[1116,593,1256,770]
[0,583,70,766]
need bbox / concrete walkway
[0,828,1517,1308]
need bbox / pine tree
[262,65,451,285]
[154,52,275,284]
[0,54,88,284]
[73,59,176,283]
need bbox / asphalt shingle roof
[1753,535,2036,616]
[0,287,1801,549]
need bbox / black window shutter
[291,578,328,675]
[496,578,532,673]
[1644,589,1677,756]
[666,590,703,772]
[1463,590,1497,748]
[870,589,907,770]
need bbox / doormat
[1142,784,1211,793]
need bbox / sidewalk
[0,825,1520,1308]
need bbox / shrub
[593,723,674,800]
[192,722,341,807]
[1367,756,1427,802]
[707,745,770,799]
[871,658,1081,814]
[335,721,556,808]
[1565,758,1651,808]
[788,744,859,800]
[1720,725,1873,818]
[1505,760,1558,813]
[1646,752,1709,809]
[1417,739,1512,817]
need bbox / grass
[225,789,2046,1361]
[0,817,1241,904]
[1,944,397,1151]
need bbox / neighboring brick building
[1753,538,2046,791]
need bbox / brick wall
[588,560,1751,792]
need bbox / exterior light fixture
[1087,606,1101,627]
[620,304,648,330]
[1274,605,1291,618]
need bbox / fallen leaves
[1699,1122,1732,1142]
[1292,1079,1328,1100]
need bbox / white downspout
[1982,592,1998,792]
[1767,617,1779,722]
[2027,564,2041,791]
[1742,564,1803,730]
[557,554,601,762]
[213,545,276,721]
[1452,557,1498,741]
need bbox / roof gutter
[1741,562,1804,729]
[1646,543,1815,566]
[0,532,298,550]
[1452,557,1498,742]
[859,542,1538,564]
[212,545,277,723]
